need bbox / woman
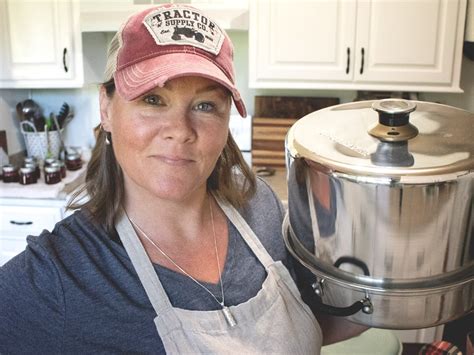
[0,4,363,353]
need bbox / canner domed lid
[287,99,474,182]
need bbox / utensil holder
[20,121,63,160]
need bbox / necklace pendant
[222,306,237,327]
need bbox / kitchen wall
[1,30,473,157]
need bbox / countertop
[0,164,87,200]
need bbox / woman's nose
[160,109,196,143]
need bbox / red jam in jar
[19,166,37,185]
[44,165,62,185]
[65,153,82,171]
[2,164,19,183]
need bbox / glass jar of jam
[65,153,82,171]
[19,166,37,185]
[24,162,40,180]
[2,164,19,183]
[44,165,62,185]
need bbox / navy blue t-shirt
[0,178,312,354]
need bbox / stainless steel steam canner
[284,99,473,329]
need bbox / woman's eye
[195,102,215,112]
[143,95,162,106]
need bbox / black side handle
[346,47,350,74]
[63,48,68,73]
[311,295,372,317]
[310,256,373,316]
[334,256,370,276]
[360,47,365,75]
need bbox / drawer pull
[360,47,365,75]
[63,48,69,73]
[346,47,350,74]
[10,220,33,226]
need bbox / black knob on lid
[369,99,419,142]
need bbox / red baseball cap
[104,4,247,117]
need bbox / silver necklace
[129,197,237,327]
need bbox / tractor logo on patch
[143,6,225,55]
[172,26,205,43]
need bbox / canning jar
[44,165,62,185]
[19,166,37,185]
[2,164,19,183]
[24,162,40,180]
[65,153,82,171]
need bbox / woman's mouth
[152,155,194,166]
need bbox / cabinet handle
[360,47,365,75]
[346,47,350,74]
[63,48,69,73]
[10,220,33,226]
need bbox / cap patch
[143,6,225,55]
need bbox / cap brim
[114,53,247,117]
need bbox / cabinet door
[0,0,83,88]
[0,204,63,266]
[354,0,461,86]
[249,0,357,88]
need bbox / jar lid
[24,162,36,169]
[20,167,35,174]
[66,153,80,160]
[24,156,37,164]
[287,99,474,182]
[2,164,16,173]
[45,165,60,173]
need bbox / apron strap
[214,194,275,269]
[115,209,175,318]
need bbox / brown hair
[68,79,256,231]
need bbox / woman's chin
[149,181,206,203]
[124,172,208,204]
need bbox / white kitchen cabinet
[0,200,65,266]
[80,0,249,32]
[0,0,83,88]
[249,0,466,93]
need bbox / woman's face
[100,76,231,203]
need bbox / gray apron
[116,196,322,354]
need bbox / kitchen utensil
[21,99,40,120]
[56,102,70,128]
[51,113,68,158]
[44,124,52,159]
[19,99,45,131]
[284,99,473,329]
